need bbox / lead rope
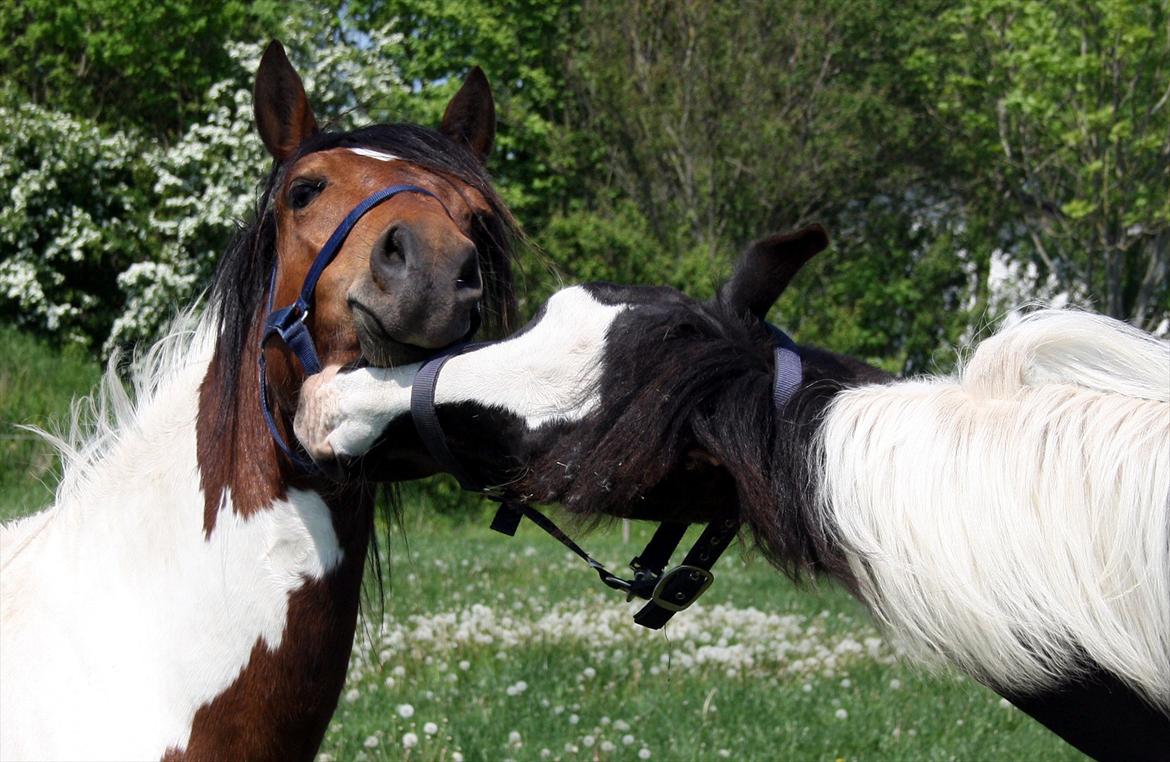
[408,323,803,630]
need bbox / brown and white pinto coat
[0,42,513,761]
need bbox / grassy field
[0,326,1082,760]
[0,325,102,521]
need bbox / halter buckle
[649,565,714,612]
[265,303,309,343]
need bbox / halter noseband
[259,183,447,468]
[409,323,803,629]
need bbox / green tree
[341,0,583,230]
[568,0,913,256]
[0,0,279,135]
[909,0,1170,329]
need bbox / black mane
[520,286,879,581]
[208,122,520,427]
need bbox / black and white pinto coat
[295,228,1170,760]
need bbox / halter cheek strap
[260,183,445,468]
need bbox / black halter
[259,183,448,468]
[408,325,803,629]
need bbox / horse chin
[349,307,433,368]
[355,330,432,368]
[350,299,473,368]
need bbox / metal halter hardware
[408,322,803,630]
[259,183,446,468]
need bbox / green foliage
[783,195,972,375]
[1,0,1166,357]
[0,100,150,346]
[908,0,1170,328]
[0,324,100,520]
[561,0,980,361]
[343,0,583,228]
[0,0,279,135]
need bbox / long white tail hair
[816,309,1170,709]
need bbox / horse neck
[1,321,374,761]
[178,325,375,760]
[737,346,892,585]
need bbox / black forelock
[205,122,520,434]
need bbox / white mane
[0,303,346,759]
[817,309,1170,708]
[0,308,216,564]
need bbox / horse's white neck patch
[348,147,401,162]
[0,353,345,760]
[439,287,627,428]
[294,286,627,459]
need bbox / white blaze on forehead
[438,286,627,428]
[348,147,402,162]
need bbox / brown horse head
[234,41,516,440]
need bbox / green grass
[0,324,100,521]
[0,326,1083,760]
[324,515,1081,761]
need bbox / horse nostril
[370,225,408,291]
[380,226,406,265]
[454,252,481,292]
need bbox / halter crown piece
[260,184,445,468]
[409,322,803,630]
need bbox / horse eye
[288,180,325,211]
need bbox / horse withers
[0,41,516,761]
[295,226,1170,760]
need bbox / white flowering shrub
[0,101,149,346]
[107,43,269,351]
[2,16,408,352]
[108,23,407,351]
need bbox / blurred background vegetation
[0,1,1167,511]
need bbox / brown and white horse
[295,227,1170,760]
[0,42,516,761]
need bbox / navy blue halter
[259,183,445,467]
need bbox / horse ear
[254,40,319,162]
[440,66,496,162]
[717,224,829,319]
